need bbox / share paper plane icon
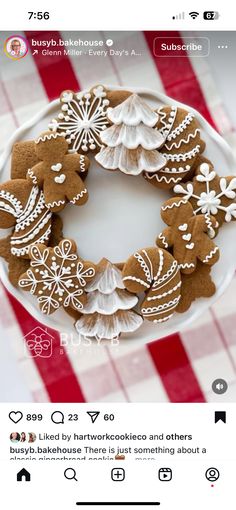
[87,411,100,423]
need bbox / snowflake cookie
[156,197,220,274]
[122,247,181,323]
[173,162,236,234]
[27,131,90,212]
[144,106,205,189]
[18,239,95,315]
[48,85,110,154]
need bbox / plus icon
[111,468,125,482]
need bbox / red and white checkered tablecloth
[0,30,236,403]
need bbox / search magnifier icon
[64,468,78,481]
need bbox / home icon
[17,468,31,482]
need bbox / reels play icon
[158,468,172,481]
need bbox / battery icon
[203,11,220,20]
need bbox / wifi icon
[189,11,199,19]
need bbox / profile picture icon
[28,432,36,443]
[4,35,28,60]
[10,432,20,443]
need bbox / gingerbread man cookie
[176,261,216,313]
[122,247,181,323]
[0,179,52,258]
[173,161,236,234]
[144,106,205,189]
[19,239,95,315]
[26,131,90,212]
[11,139,89,182]
[156,197,220,273]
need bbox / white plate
[0,85,236,345]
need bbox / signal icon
[189,11,199,19]
[172,12,185,20]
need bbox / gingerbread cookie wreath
[1,84,236,340]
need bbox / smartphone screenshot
[0,2,235,508]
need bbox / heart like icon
[9,411,23,424]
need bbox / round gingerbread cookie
[144,105,205,190]
[0,179,52,258]
[122,246,181,323]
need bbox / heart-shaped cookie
[178,223,188,231]
[54,174,66,184]
[51,163,62,172]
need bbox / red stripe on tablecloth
[6,290,85,403]
[24,31,80,100]
[143,31,217,130]
[148,334,205,402]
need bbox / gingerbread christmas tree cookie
[26,131,90,212]
[95,93,166,175]
[156,197,220,273]
[19,239,95,315]
[144,106,205,189]
[75,258,143,340]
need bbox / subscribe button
[153,37,210,57]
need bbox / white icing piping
[157,233,168,248]
[153,262,179,290]
[27,169,38,184]
[147,281,181,301]
[134,251,152,283]
[179,262,195,269]
[145,173,182,184]
[141,296,181,315]
[202,246,219,263]
[153,313,174,323]
[0,190,23,217]
[164,129,200,151]
[11,225,52,256]
[166,112,194,141]
[70,188,87,204]
[161,198,187,211]
[80,155,86,172]
[122,276,150,289]
[161,145,201,162]
[16,198,47,231]
[11,211,51,243]
[35,132,66,144]
[46,199,66,208]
